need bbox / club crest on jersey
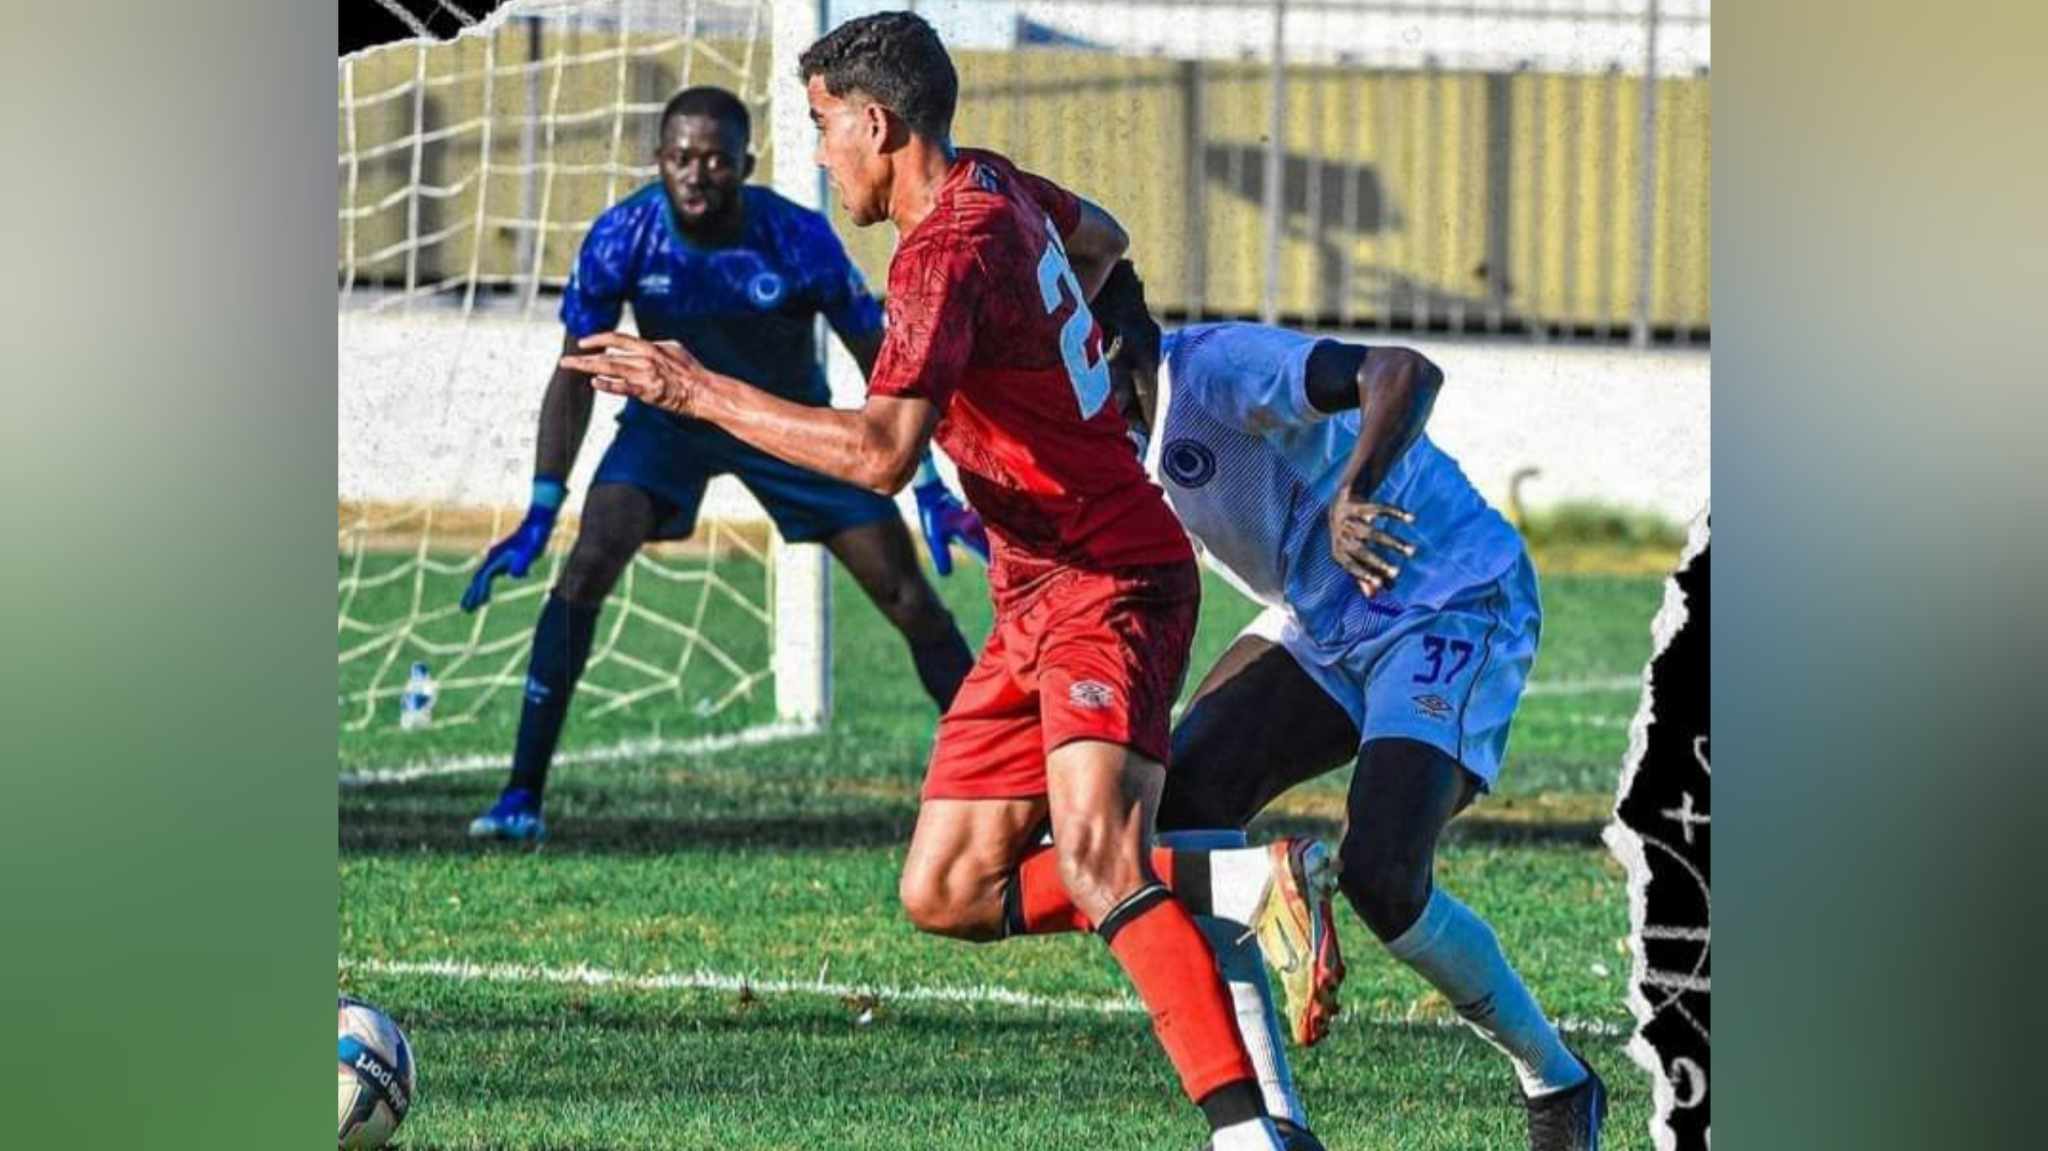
[747,271,788,308]
[1162,439,1217,488]
[1068,680,1116,710]
[1412,694,1454,721]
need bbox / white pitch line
[1523,675,1643,696]
[338,720,822,787]
[339,955,1630,1038]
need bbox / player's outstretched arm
[1309,343,1444,597]
[830,322,985,570]
[562,332,937,496]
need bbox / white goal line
[339,955,1630,1039]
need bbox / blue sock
[507,594,601,798]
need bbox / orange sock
[1099,888,1261,1106]
[1004,843,1179,936]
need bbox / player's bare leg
[898,796,1048,941]
[822,518,974,711]
[1040,740,1285,1151]
[895,746,1289,1150]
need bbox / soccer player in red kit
[559,13,1335,1149]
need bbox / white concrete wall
[339,309,1708,525]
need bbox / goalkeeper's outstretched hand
[461,480,566,611]
[913,475,990,577]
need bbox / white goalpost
[337,0,834,769]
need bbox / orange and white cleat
[1246,837,1346,1046]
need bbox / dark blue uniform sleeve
[824,261,885,346]
[800,215,883,345]
[559,204,636,338]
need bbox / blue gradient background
[0,1,2041,1146]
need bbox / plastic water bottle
[399,661,438,731]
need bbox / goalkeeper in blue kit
[462,87,985,842]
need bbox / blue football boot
[467,787,546,842]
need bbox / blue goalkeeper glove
[913,468,989,578]
[461,477,566,612]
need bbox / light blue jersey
[1147,322,1523,648]
[1146,323,1538,783]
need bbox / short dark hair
[1094,260,1161,366]
[798,11,957,140]
[659,86,751,146]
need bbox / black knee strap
[1094,883,1172,945]
[1172,849,1212,917]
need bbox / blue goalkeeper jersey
[561,183,882,430]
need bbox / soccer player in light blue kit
[461,87,987,841]
[1091,263,1608,1151]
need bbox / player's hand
[461,504,559,612]
[560,332,706,416]
[913,477,990,576]
[1328,494,1416,599]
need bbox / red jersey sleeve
[1010,166,1081,239]
[867,230,982,409]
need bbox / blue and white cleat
[467,788,546,842]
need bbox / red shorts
[921,559,1201,801]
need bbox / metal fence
[906,0,1712,343]
[339,0,1711,344]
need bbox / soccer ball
[338,995,415,1149]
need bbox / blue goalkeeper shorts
[592,405,899,543]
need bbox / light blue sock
[1386,888,1588,1097]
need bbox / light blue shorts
[1242,553,1542,789]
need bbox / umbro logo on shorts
[1068,680,1116,710]
[1412,693,1454,720]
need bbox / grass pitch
[340,557,1665,1149]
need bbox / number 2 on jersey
[1035,230,1111,418]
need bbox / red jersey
[868,149,1192,588]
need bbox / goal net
[338,0,831,777]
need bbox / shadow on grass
[343,798,1601,860]
[342,767,1606,859]
[339,776,916,857]
[1249,811,1606,848]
